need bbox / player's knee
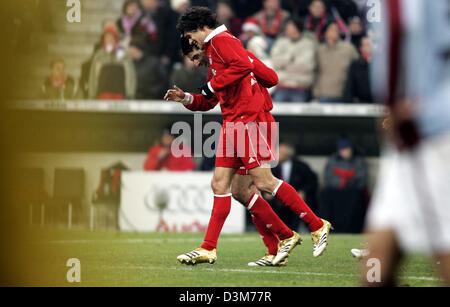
[252,177,269,193]
[211,177,230,195]
[231,187,249,204]
[231,185,242,202]
[253,175,279,194]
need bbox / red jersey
[200,25,267,123]
[185,49,277,115]
[182,47,279,172]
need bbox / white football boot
[311,219,333,257]
[272,231,302,265]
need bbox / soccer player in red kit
[168,37,293,266]
[168,7,332,265]
[167,37,297,266]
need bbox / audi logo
[143,184,211,214]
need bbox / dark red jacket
[143,144,196,171]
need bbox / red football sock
[201,194,232,251]
[273,181,324,232]
[252,215,279,256]
[245,194,293,240]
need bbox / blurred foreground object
[364,0,450,286]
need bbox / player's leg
[177,167,236,265]
[231,173,285,266]
[249,166,332,258]
[247,120,331,256]
[363,230,403,287]
[434,254,450,286]
[202,166,237,250]
[231,172,294,242]
[250,166,323,231]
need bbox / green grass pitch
[28,230,442,287]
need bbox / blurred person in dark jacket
[129,36,168,99]
[166,0,192,67]
[41,58,78,100]
[138,0,175,67]
[116,0,142,47]
[321,137,368,233]
[216,0,242,37]
[263,141,319,232]
[169,53,207,94]
[348,16,365,49]
[304,0,333,41]
[343,36,373,103]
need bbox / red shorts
[215,112,278,174]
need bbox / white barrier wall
[120,171,246,233]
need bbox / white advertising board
[120,171,245,233]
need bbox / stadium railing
[8,100,386,117]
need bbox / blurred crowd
[42,0,374,104]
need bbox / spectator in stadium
[171,0,191,13]
[330,0,359,24]
[137,0,175,67]
[280,0,309,18]
[216,0,242,37]
[79,19,119,98]
[191,0,215,9]
[313,21,359,103]
[88,26,136,100]
[253,0,290,42]
[144,127,196,171]
[263,141,319,232]
[320,137,368,233]
[167,0,192,67]
[343,36,373,103]
[241,18,271,67]
[128,37,168,99]
[304,0,333,41]
[348,16,365,49]
[228,0,262,21]
[169,52,207,94]
[271,16,317,103]
[41,58,78,100]
[116,0,142,47]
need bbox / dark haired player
[168,37,293,266]
[166,7,332,265]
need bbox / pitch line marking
[39,237,260,245]
[102,265,442,282]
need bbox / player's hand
[164,85,185,102]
